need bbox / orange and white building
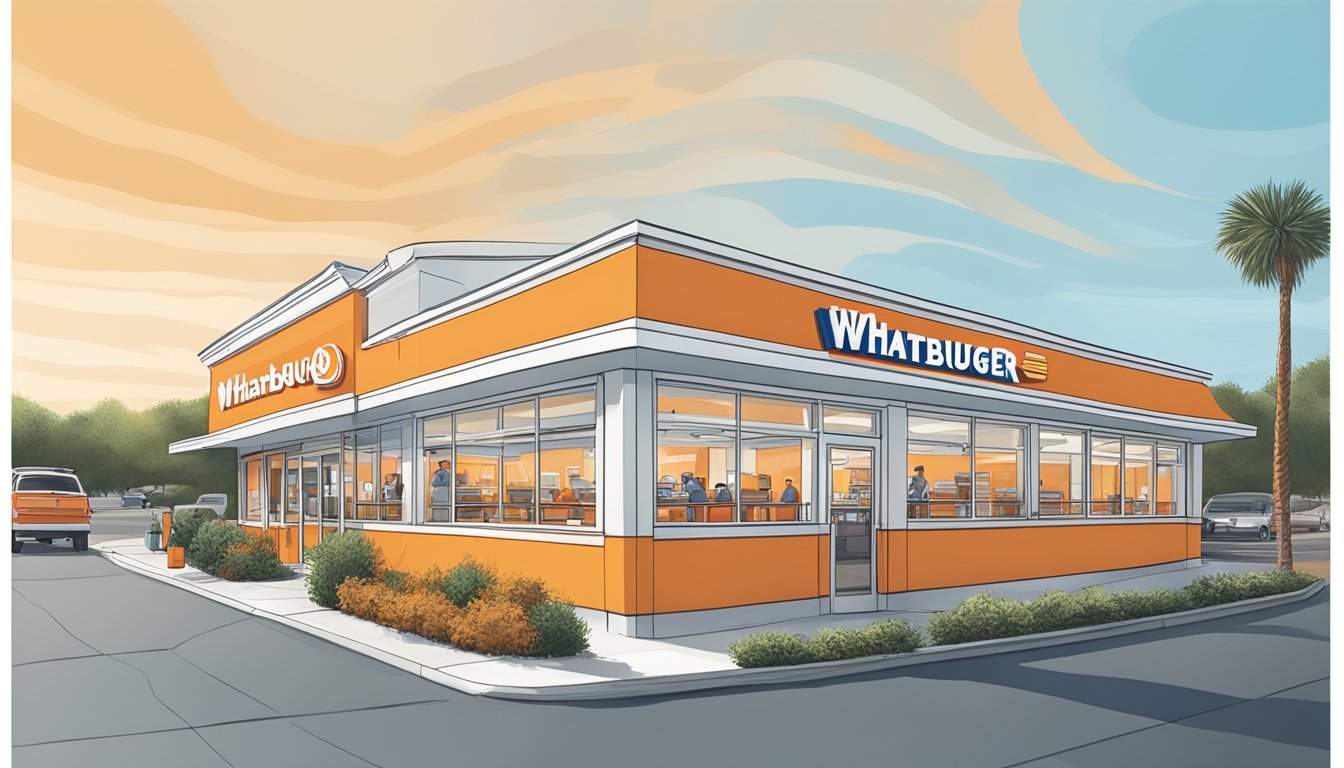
[171,222,1253,637]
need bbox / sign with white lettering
[216,343,346,411]
[815,307,1047,384]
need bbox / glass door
[300,454,320,558]
[829,442,878,612]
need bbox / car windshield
[16,475,83,493]
[1208,501,1266,515]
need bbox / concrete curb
[92,543,1325,702]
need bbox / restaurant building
[170,222,1253,637]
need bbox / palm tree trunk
[1273,265,1293,571]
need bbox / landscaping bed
[730,570,1321,668]
[306,531,590,658]
[170,512,291,581]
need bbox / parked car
[1202,493,1275,540]
[173,493,228,520]
[121,493,150,509]
[1290,496,1330,532]
[12,467,92,552]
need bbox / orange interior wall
[651,534,826,613]
[905,523,1192,591]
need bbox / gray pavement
[89,507,164,545]
[12,545,1330,768]
[1202,531,1330,563]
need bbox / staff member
[779,478,799,504]
[681,472,708,522]
[431,460,452,506]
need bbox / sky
[10,0,1331,413]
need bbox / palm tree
[1215,180,1329,571]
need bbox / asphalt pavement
[89,508,163,545]
[11,545,1329,768]
[1201,531,1330,563]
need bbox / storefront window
[267,454,284,524]
[1090,437,1122,516]
[284,455,301,524]
[741,395,812,431]
[823,406,878,435]
[243,457,262,522]
[352,429,379,520]
[740,433,814,521]
[906,415,970,518]
[456,407,501,523]
[1038,430,1084,516]
[1124,440,1155,515]
[658,386,735,424]
[424,414,453,523]
[379,425,406,521]
[656,427,736,522]
[975,423,1024,518]
[1156,443,1184,516]
[421,389,598,527]
[538,392,597,526]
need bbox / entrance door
[300,454,320,559]
[829,442,878,612]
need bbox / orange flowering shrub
[486,574,552,613]
[336,578,389,620]
[376,589,460,640]
[450,597,538,655]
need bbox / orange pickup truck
[12,467,91,553]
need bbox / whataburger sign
[815,306,1047,384]
[216,343,346,411]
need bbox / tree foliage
[1203,355,1330,501]
[11,395,237,511]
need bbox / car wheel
[1258,526,1271,541]
[37,537,52,545]
[1321,520,1330,533]
[73,534,89,552]
[12,534,22,554]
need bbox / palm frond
[1215,179,1330,290]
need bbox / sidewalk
[94,539,1296,700]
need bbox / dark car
[121,493,150,509]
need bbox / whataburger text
[216,343,345,411]
[816,306,1035,385]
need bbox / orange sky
[12,0,1200,413]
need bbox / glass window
[539,391,597,527]
[906,415,970,518]
[1091,436,1122,516]
[243,457,262,522]
[455,407,501,523]
[1038,430,1084,516]
[501,401,537,523]
[1156,443,1183,516]
[741,396,812,430]
[379,425,405,520]
[823,406,878,435]
[657,386,735,424]
[740,433,814,521]
[284,455,301,524]
[424,414,453,523]
[975,423,1024,518]
[656,427,736,522]
[352,429,379,520]
[1124,440,1155,515]
[267,454,284,524]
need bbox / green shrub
[862,619,924,655]
[1183,570,1318,609]
[305,531,379,609]
[187,521,249,575]
[927,592,1033,646]
[436,556,498,608]
[730,631,815,668]
[728,619,924,668]
[168,508,215,551]
[529,601,590,657]
[1112,588,1189,620]
[217,536,290,581]
[1028,587,1121,633]
[380,569,411,592]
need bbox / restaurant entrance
[828,440,878,613]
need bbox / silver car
[1290,496,1330,532]
[1202,493,1275,540]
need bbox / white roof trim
[168,394,356,453]
[198,263,365,367]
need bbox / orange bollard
[161,510,173,551]
[167,546,185,569]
